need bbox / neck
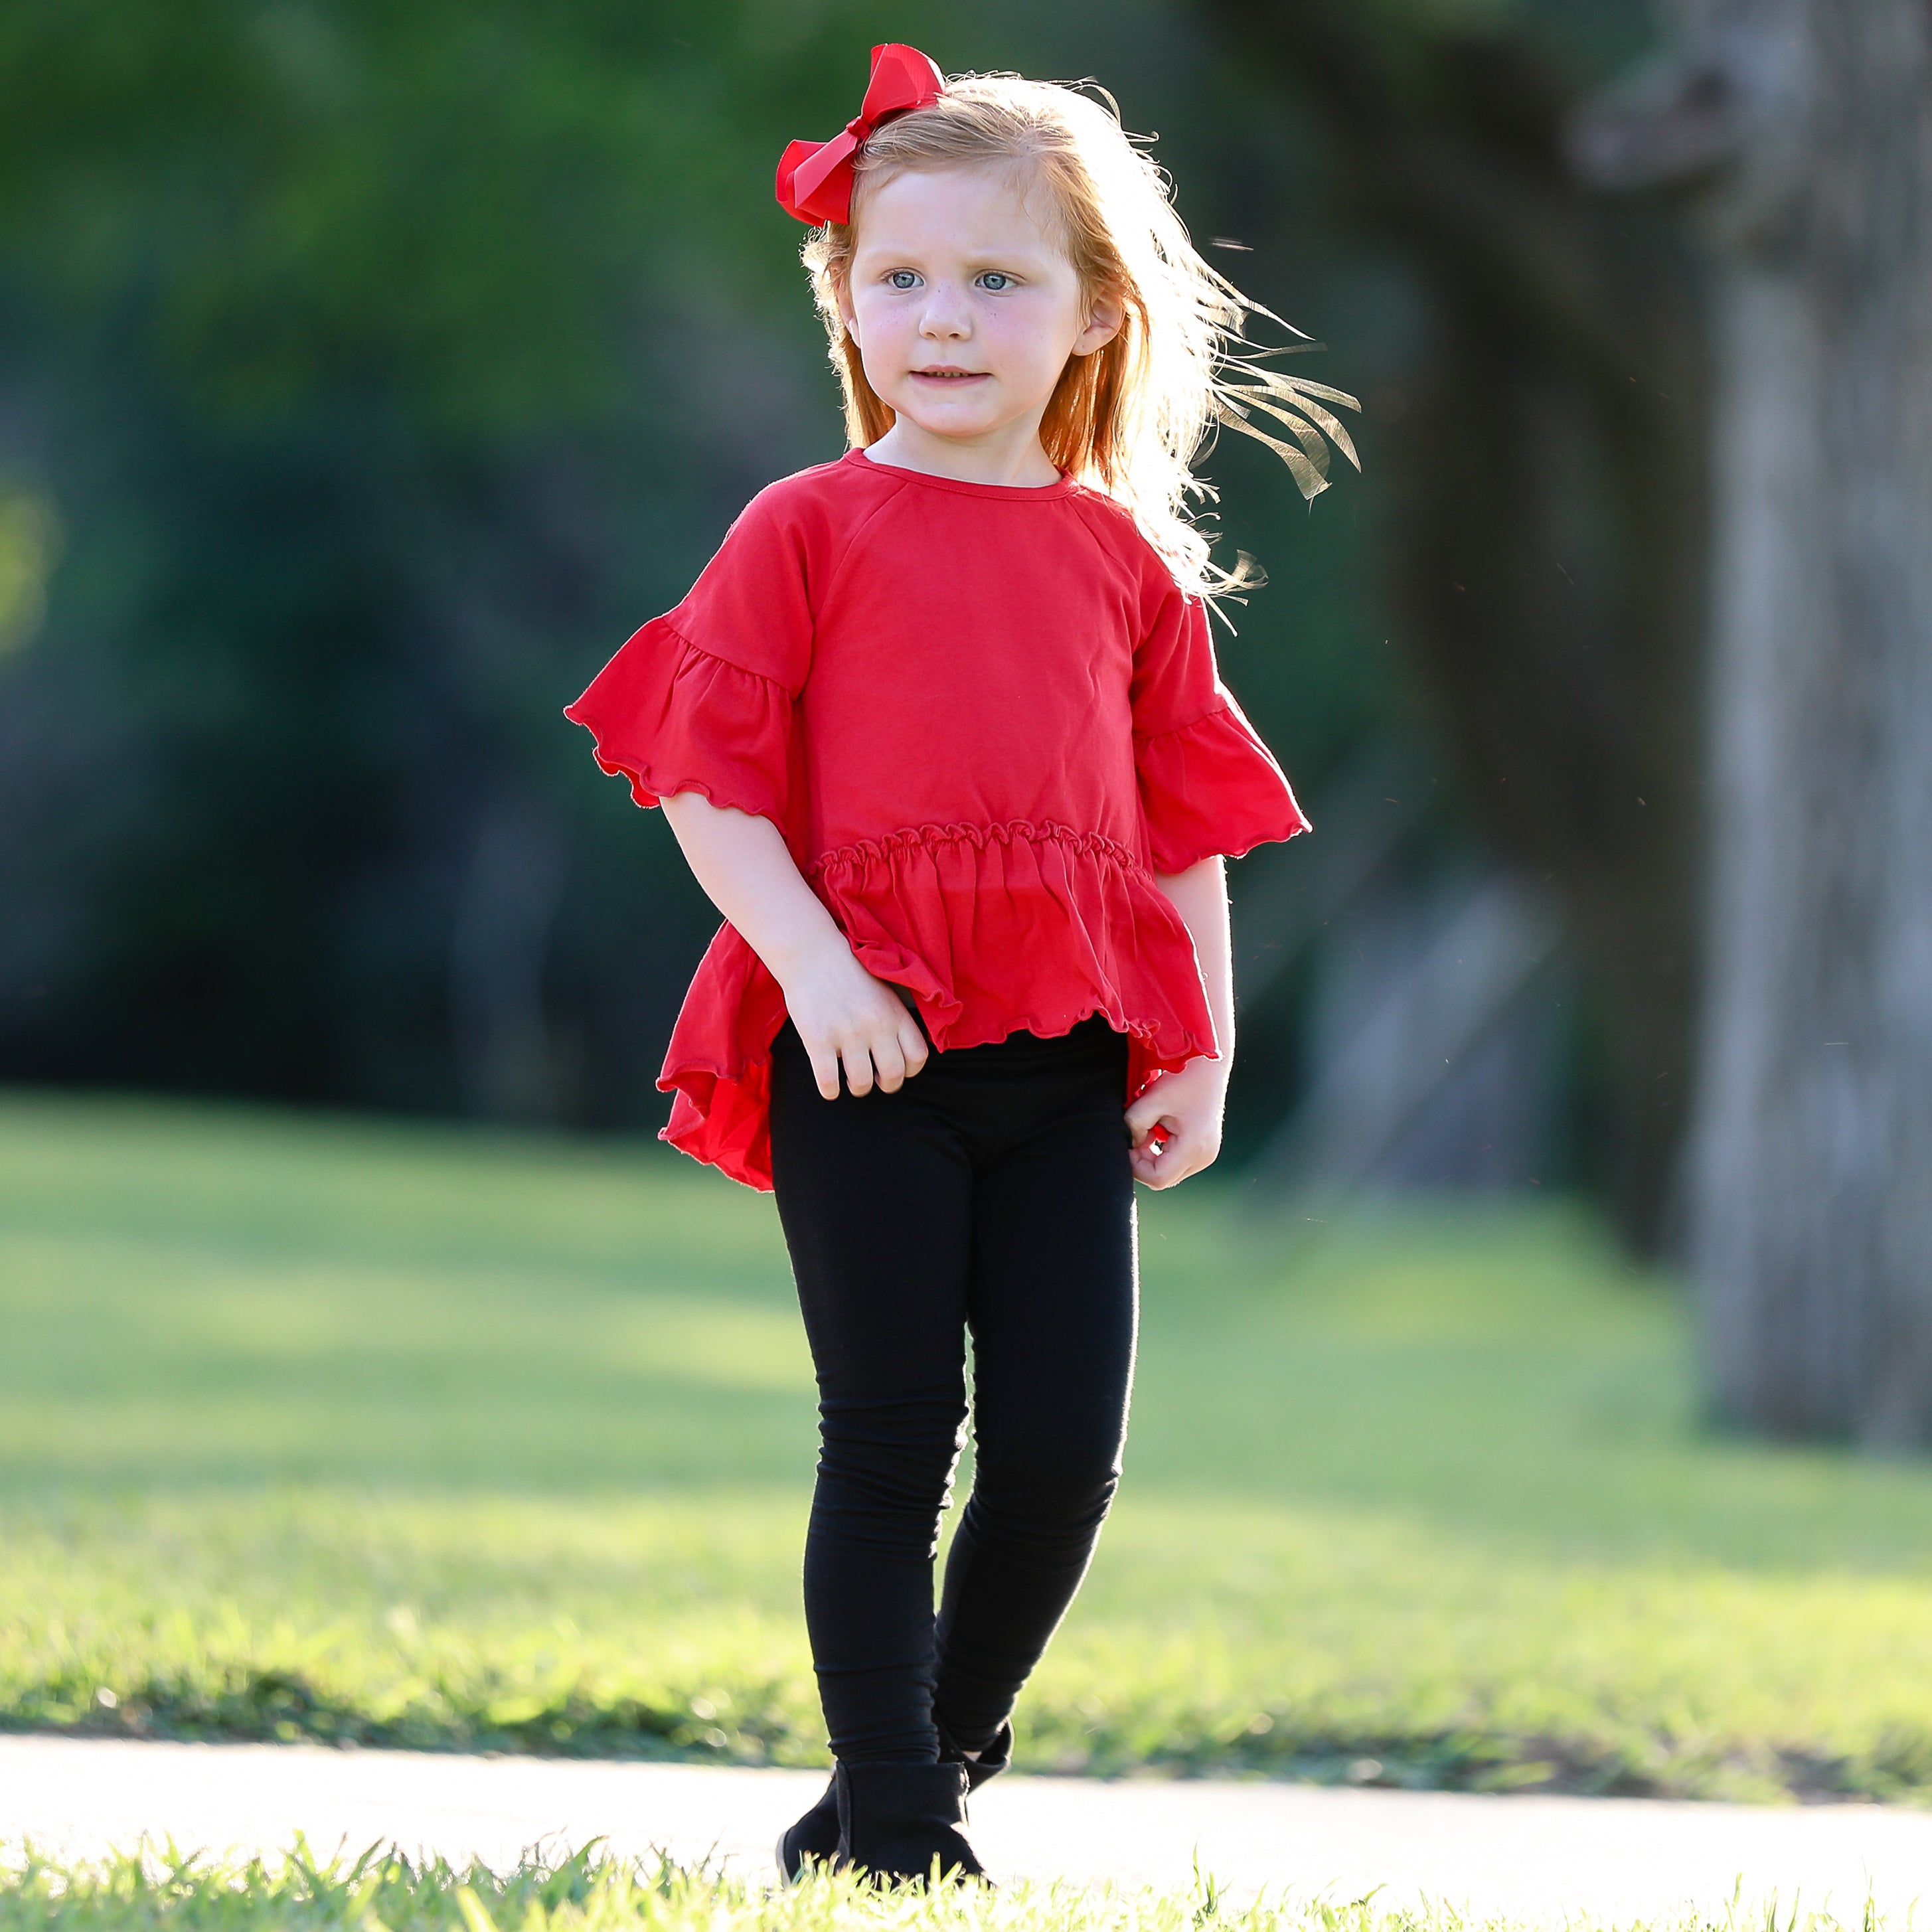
[863,416,1060,489]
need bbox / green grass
[6,1091,1932,1802]
[0,1846,1892,1932]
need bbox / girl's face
[839,165,1122,455]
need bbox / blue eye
[979,272,1014,291]
[887,270,920,290]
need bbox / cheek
[852,296,914,354]
[987,300,1082,374]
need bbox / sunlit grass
[0,1844,1897,1932]
[5,1091,1932,1800]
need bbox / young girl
[567,44,1354,1885]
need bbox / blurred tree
[1202,0,1709,1256]
[0,0,924,1125]
[1575,0,1932,1442]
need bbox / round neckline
[843,446,1075,501]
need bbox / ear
[1072,285,1125,359]
[836,281,861,347]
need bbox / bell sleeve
[564,490,813,829]
[1131,579,1310,876]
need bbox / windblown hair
[800,71,1358,602]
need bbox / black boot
[833,1760,986,1884]
[777,1722,1009,1882]
[775,1775,839,1883]
[937,1715,1013,1793]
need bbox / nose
[917,282,973,341]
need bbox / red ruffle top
[566,448,1308,1189]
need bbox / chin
[896,409,999,438]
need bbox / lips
[912,368,986,380]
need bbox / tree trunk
[1609,0,1932,1441]
[1204,0,1710,1254]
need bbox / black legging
[768,1014,1139,1764]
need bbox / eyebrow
[855,242,1055,268]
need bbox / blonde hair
[800,71,1359,602]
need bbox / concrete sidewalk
[3,1735,1930,1923]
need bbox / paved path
[3,1737,1930,1923]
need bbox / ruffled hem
[1136,700,1310,875]
[564,617,793,824]
[655,821,1220,1190]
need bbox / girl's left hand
[1125,1058,1227,1189]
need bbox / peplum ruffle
[658,821,1220,1190]
[563,618,793,824]
[1136,702,1310,876]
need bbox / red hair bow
[775,44,946,226]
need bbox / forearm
[660,791,845,981]
[1154,855,1233,1070]
[1126,854,1232,1187]
[659,788,927,1099]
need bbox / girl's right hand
[781,937,930,1100]
[656,792,928,1100]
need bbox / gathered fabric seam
[1131,699,1240,746]
[805,817,1151,881]
[654,619,798,696]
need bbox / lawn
[5,1091,1932,1803]
[0,1846,1884,1932]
